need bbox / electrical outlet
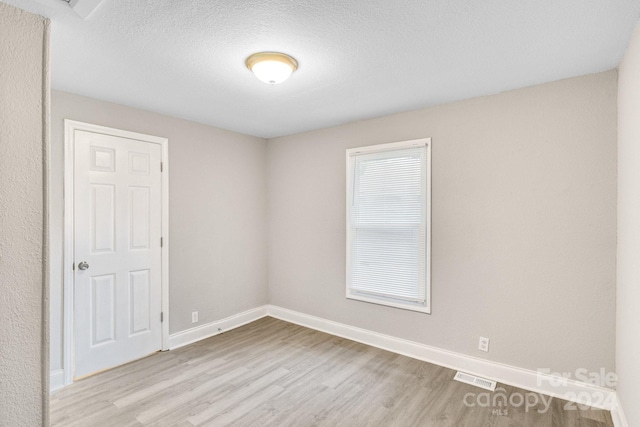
[191,311,198,324]
[479,337,490,352]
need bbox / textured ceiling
[5,0,640,138]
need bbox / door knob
[78,261,89,271]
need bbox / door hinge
[160,162,163,172]
[161,312,164,322]
[161,237,163,247]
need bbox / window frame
[345,138,432,314]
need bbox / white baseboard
[168,305,268,350]
[60,303,620,416]
[610,394,629,427]
[266,305,617,411]
[50,369,65,393]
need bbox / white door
[73,130,163,378]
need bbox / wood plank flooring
[51,317,614,426]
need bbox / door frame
[62,120,170,386]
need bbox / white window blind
[346,139,431,313]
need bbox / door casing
[63,120,170,387]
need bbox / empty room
[2,0,640,426]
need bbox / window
[346,138,431,313]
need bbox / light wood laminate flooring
[51,317,614,426]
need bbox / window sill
[346,292,431,314]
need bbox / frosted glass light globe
[246,52,298,85]
[251,60,294,84]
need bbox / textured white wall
[50,91,268,371]
[268,71,617,375]
[617,21,640,427]
[0,3,49,425]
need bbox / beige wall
[617,21,640,426]
[268,71,617,375]
[0,3,49,425]
[50,91,268,371]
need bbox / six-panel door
[74,130,162,378]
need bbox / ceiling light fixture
[245,52,298,85]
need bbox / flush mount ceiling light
[245,52,298,85]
